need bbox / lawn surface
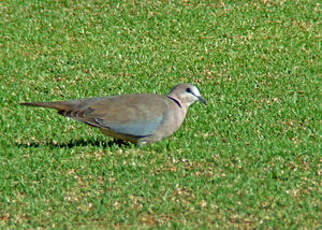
[0,0,321,229]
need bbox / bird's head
[168,83,207,108]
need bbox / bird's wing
[64,95,167,137]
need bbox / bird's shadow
[15,138,130,149]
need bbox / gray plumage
[20,83,206,144]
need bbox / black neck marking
[168,96,182,108]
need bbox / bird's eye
[186,88,192,93]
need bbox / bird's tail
[20,101,74,111]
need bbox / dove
[20,83,206,144]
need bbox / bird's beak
[198,96,207,105]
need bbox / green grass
[0,0,321,228]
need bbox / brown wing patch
[58,107,95,118]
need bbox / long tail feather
[20,101,73,111]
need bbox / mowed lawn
[0,0,320,228]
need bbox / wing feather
[65,94,167,137]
